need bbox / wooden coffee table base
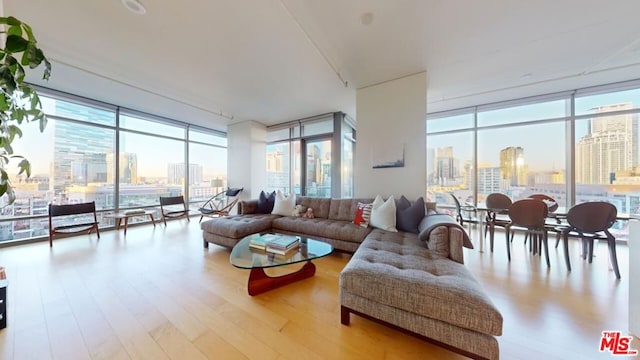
[247,261,316,296]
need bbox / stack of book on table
[266,235,300,256]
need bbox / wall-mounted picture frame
[372,143,405,169]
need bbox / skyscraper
[576,103,638,184]
[500,146,526,186]
[167,163,203,185]
[106,152,138,184]
[435,146,455,185]
[52,102,114,195]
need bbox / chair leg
[542,232,550,268]
[607,239,621,279]
[505,227,511,261]
[563,233,572,272]
[199,215,204,223]
[490,224,495,252]
[587,239,595,264]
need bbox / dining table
[472,203,631,252]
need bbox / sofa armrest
[238,200,259,214]
[448,227,465,264]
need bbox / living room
[1,1,639,359]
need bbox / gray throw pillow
[396,195,425,233]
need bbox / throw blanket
[418,214,474,249]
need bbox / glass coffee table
[230,233,333,296]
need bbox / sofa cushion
[395,196,425,233]
[328,198,374,221]
[340,230,503,336]
[200,214,279,239]
[370,195,398,232]
[297,196,331,219]
[256,191,276,214]
[272,217,371,243]
[271,191,296,216]
[353,202,373,228]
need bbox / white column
[354,71,427,200]
[227,120,266,205]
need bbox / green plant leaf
[6,17,22,26]
[29,48,45,69]
[21,22,34,42]
[2,141,13,155]
[0,94,8,110]
[43,58,51,80]
[38,113,47,132]
[8,125,22,142]
[0,168,8,182]
[6,187,15,204]
[7,25,22,37]
[0,179,7,198]
[17,159,30,177]
[5,35,28,53]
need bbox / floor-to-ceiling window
[266,112,354,198]
[427,80,640,240]
[0,88,227,244]
[188,128,228,205]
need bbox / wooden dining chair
[560,202,620,279]
[526,194,561,246]
[506,199,550,266]
[486,193,512,253]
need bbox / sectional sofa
[200,196,503,360]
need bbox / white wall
[227,121,267,203]
[354,72,427,200]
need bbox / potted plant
[0,16,50,204]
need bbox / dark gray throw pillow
[256,191,276,214]
[396,195,426,233]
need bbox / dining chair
[449,193,481,234]
[505,199,550,266]
[486,193,512,253]
[560,202,620,279]
[526,194,561,247]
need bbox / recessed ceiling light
[360,12,374,26]
[121,0,146,15]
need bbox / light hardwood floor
[0,220,634,359]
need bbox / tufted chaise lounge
[340,228,503,360]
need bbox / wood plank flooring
[0,220,634,359]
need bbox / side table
[109,210,156,235]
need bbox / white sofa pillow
[271,191,296,216]
[369,195,398,232]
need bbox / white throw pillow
[271,191,296,216]
[369,195,398,232]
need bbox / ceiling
[6,0,640,131]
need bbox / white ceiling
[6,0,640,130]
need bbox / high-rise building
[478,166,502,194]
[107,153,138,184]
[500,146,526,186]
[435,146,455,185]
[167,163,203,185]
[52,102,114,195]
[576,103,638,184]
